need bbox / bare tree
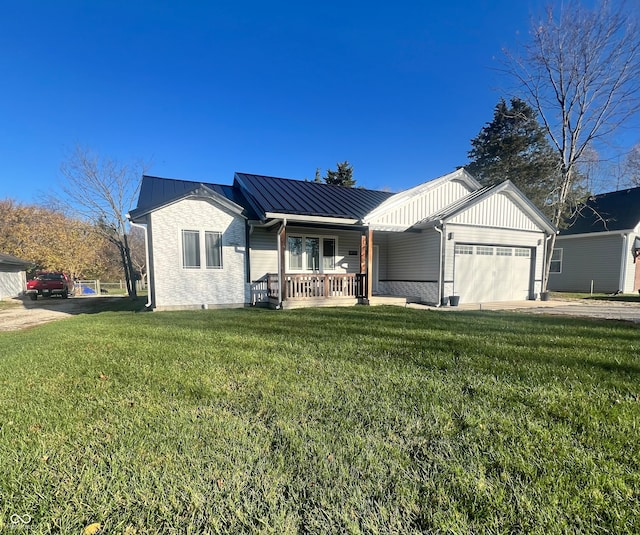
[626,143,640,186]
[59,146,149,297]
[504,0,640,290]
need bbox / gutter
[276,218,287,309]
[128,219,152,309]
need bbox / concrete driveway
[408,298,640,324]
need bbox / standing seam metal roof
[234,173,394,220]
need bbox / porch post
[366,228,373,300]
[278,222,286,304]
[360,232,367,299]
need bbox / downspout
[619,233,629,293]
[542,232,553,293]
[128,220,152,309]
[434,220,444,307]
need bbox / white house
[128,169,556,310]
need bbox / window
[288,235,337,272]
[550,248,563,273]
[306,237,320,270]
[496,247,512,256]
[323,238,336,269]
[288,236,303,270]
[455,244,473,255]
[515,248,531,258]
[182,230,223,269]
[182,230,200,269]
[205,231,223,269]
[476,246,494,256]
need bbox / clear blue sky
[2,0,627,205]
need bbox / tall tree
[504,0,640,290]
[466,97,560,217]
[0,199,108,277]
[59,146,149,297]
[324,161,356,187]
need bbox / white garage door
[454,244,533,303]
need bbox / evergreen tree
[466,98,559,216]
[324,161,356,187]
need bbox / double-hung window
[550,248,562,273]
[182,230,223,269]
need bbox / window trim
[550,247,563,274]
[182,230,201,269]
[287,234,338,273]
[181,229,224,270]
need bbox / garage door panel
[454,245,532,303]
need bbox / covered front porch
[251,272,368,309]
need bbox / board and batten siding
[449,193,540,231]
[149,198,248,309]
[368,179,472,230]
[549,233,630,293]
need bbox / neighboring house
[128,169,556,310]
[548,186,640,294]
[0,253,31,299]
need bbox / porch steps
[369,295,409,307]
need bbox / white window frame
[550,248,563,274]
[287,234,338,273]
[205,231,223,269]
[182,230,201,269]
[181,229,224,270]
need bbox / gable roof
[234,173,394,221]
[0,252,31,268]
[129,175,258,221]
[364,169,481,224]
[413,180,557,234]
[562,186,640,235]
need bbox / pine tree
[466,98,559,216]
[324,161,356,187]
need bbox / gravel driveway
[0,296,121,332]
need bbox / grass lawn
[0,305,638,534]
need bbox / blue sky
[2,0,632,205]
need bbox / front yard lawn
[0,306,638,534]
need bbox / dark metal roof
[563,187,640,235]
[0,252,31,267]
[131,175,258,220]
[234,172,395,220]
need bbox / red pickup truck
[26,272,75,300]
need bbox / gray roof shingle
[563,187,640,235]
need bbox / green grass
[0,305,639,534]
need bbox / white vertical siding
[369,180,472,229]
[549,234,626,293]
[450,193,540,231]
[149,198,247,309]
[623,232,639,292]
